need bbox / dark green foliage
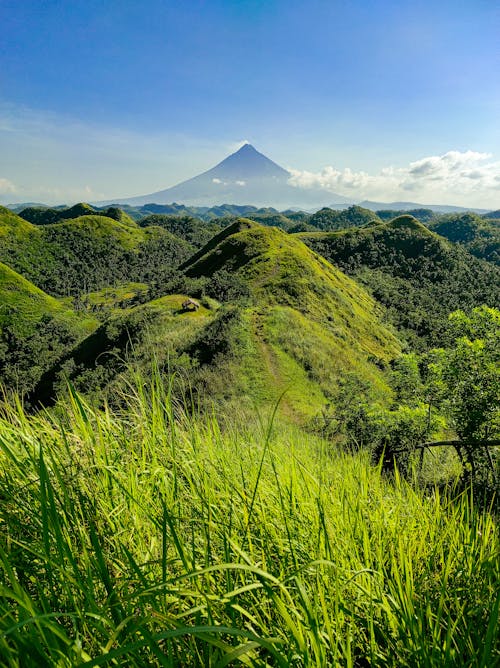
[0,262,94,394]
[240,211,298,230]
[32,306,160,405]
[288,221,317,233]
[309,205,380,231]
[429,213,500,265]
[300,216,500,348]
[0,207,194,297]
[18,202,137,227]
[0,315,78,394]
[138,214,222,247]
[205,268,251,303]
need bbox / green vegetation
[429,213,500,266]
[31,220,400,423]
[72,283,151,316]
[422,306,500,488]
[1,205,499,665]
[299,215,500,349]
[308,205,381,231]
[0,374,498,666]
[0,206,193,297]
[0,261,96,393]
[376,208,436,223]
[138,214,222,248]
[18,202,137,227]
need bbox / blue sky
[1,0,499,206]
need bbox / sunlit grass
[0,371,498,666]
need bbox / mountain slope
[428,213,500,266]
[0,261,97,393]
[298,215,500,348]
[36,220,401,422]
[105,144,350,208]
[0,206,194,296]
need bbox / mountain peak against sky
[211,143,290,179]
[106,144,350,208]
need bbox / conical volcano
[109,144,350,208]
[207,143,289,180]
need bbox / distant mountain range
[357,200,489,214]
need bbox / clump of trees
[327,307,499,496]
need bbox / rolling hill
[428,212,500,266]
[298,215,500,348]
[33,220,401,422]
[0,205,194,297]
[0,261,97,393]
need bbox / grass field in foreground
[0,372,498,667]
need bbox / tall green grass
[0,373,498,666]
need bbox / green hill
[18,202,137,227]
[35,220,401,422]
[0,261,97,393]
[31,293,216,406]
[428,212,500,266]
[308,205,381,231]
[298,215,500,348]
[138,214,223,248]
[0,206,194,297]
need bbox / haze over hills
[358,200,489,214]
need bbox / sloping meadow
[0,372,497,666]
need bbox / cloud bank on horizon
[287,150,500,207]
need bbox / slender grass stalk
[0,370,497,666]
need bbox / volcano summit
[109,143,350,209]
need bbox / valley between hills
[0,199,498,666]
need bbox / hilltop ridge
[31,219,401,420]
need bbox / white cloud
[288,151,500,207]
[212,178,222,184]
[0,177,16,194]
[235,180,246,186]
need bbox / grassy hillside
[0,376,497,666]
[176,221,400,417]
[0,261,97,393]
[31,293,216,406]
[299,215,500,348]
[31,220,401,421]
[0,206,194,297]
